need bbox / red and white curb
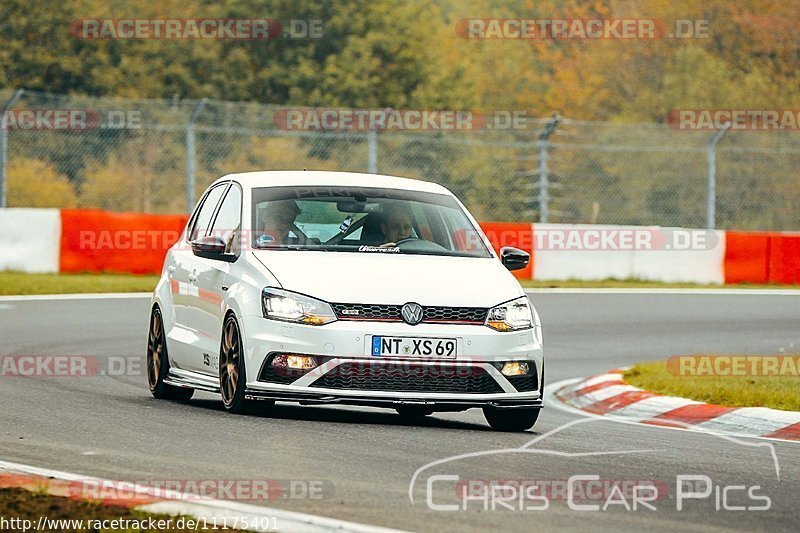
[0,460,406,533]
[550,370,800,443]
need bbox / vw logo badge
[401,302,424,325]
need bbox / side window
[210,185,242,253]
[189,184,227,241]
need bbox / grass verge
[0,487,242,532]
[0,272,797,296]
[0,272,159,295]
[624,359,800,412]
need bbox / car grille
[506,372,539,392]
[331,303,488,324]
[309,361,504,394]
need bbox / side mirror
[499,246,530,271]
[191,235,236,262]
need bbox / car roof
[214,170,452,195]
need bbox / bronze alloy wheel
[219,315,251,413]
[147,306,193,401]
[146,308,164,390]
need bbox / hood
[252,251,523,307]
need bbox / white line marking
[546,377,800,445]
[0,292,151,302]
[526,288,800,295]
[0,459,405,533]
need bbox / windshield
[250,186,492,258]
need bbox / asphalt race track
[1,292,799,532]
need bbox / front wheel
[147,307,193,402]
[219,315,250,414]
[483,407,540,432]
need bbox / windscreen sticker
[358,245,400,253]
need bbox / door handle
[167,265,176,274]
[188,272,198,283]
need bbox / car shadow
[184,396,494,431]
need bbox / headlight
[486,296,535,332]
[261,288,337,326]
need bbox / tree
[7,158,78,207]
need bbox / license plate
[371,336,457,358]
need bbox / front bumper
[240,316,544,409]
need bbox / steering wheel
[392,237,448,253]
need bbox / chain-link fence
[2,89,798,230]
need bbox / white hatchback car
[148,171,544,431]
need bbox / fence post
[367,126,378,174]
[186,98,208,212]
[0,89,25,208]
[706,122,730,229]
[536,113,560,223]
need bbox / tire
[219,314,251,414]
[483,407,540,432]
[395,406,435,417]
[147,307,194,402]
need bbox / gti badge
[401,302,423,325]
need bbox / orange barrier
[768,234,800,285]
[723,231,771,284]
[54,209,799,284]
[724,231,800,285]
[60,210,189,274]
[478,222,533,279]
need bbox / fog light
[271,354,318,370]
[500,362,530,376]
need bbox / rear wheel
[220,315,251,414]
[147,307,193,402]
[483,407,540,432]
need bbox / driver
[258,200,300,246]
[380,203,414,246]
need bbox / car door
[189,182,242,375]
[167,182,228,371]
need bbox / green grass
[625,359,800,412]
[0,487,244,532]
[520,278,799,289]
[0,271,158,295]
